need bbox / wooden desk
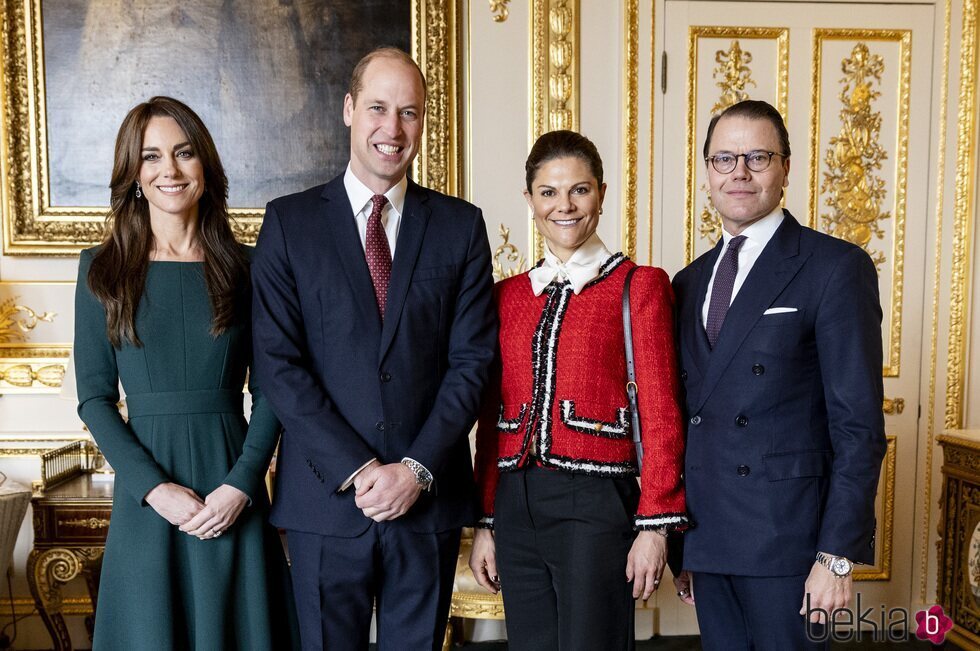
[27,472,113,651]
[938,430,980,650]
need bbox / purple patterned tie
[365,194,391,318]
[705,235,747,347]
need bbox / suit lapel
[379,181,430,361]
[320,179,383,338]
[694,212,809,412]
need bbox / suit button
[380,371,392,382]
[690,415,702,425]
[680,370,688,381]
[735,415,748,427]
[752,364,764,375]
[375,421,385,431]
[737,465,750,476]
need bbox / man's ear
[343,94,354,127]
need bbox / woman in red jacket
[469,130,688,649]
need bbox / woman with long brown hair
[74,96,297,649]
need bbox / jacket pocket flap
[497,403,528,433]
[763,450,832,481]
[559,399,631,439]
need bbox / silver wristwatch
[400,458,433,491]
[815,552,853,578]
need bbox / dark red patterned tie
[705,235,746,347]
[365,194,391,318]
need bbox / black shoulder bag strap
[623,265,643,472]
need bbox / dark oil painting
[42,0,410,208]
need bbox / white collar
[343,164,408,217]
[721,207,784,248]
[529,233,613,296]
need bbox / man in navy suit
[251,47,497,650]
[671,100,886,650]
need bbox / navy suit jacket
[251,174,497,537]
[672,211,885,576]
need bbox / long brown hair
[87,96,248,347]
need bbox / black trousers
[286,523,460,651]
[494,464,640,651]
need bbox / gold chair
[442,528,505,650]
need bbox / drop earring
[135,181,142,199]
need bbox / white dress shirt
[343,164,407,257]
[529,232,613,296]
[701,208,784,325]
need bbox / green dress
[74,248,299,650]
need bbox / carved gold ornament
[699,40,760,246]
[820,43,889,270]
[0,296,56,343]
[58,517,110,530]
[685,27,789,264]
[530,0,580,260]
[0,363,65,388]
[492,224,527,281]
[489,0,510,22]
[711,41,757,114]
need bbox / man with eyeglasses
[670,100,886,650]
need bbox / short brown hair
[525,130,604,193]
[702,100,791,160]
[349,47,427,106]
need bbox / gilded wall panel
[684,27,788,264]
[0,282,72,393]
[809,30,910,378]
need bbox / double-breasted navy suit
[251,173,497,648]
[672,211,885,577]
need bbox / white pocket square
[763,307,798,315]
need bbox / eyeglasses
[705,150,787,174]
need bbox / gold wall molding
[622,0,639,259]
[529,0,580,261]
[808,29,910,379]
[684,26,789,264]
[946,0,977,433]
[489,0,510,22]
[1,0,462,255]
[920,0,952,606]
[0,596,92,617]
[0,434,89,457]
[0,343,69,392]
[645,2,656,264]
[413,0,463,199]
[854,434,897,581]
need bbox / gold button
[594,423,603,432]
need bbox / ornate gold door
[654,0,936,635]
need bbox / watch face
[832,558,852,576]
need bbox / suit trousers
[494,463,639,651]
[286,523,460,651]
[693,572,829,651]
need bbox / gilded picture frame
[0,0,461,256]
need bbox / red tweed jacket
[474,254,688,530]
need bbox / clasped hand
[353,461,422,522]
[145,482,248,540]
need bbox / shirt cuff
[339,458,378,492]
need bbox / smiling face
[524,156,606,262]
[344,55,425,194]
[706,115,790,235]
[138,115,205,222]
